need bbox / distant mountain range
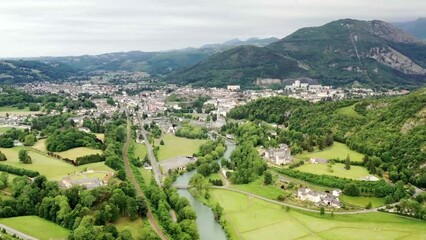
[1,19,425,89]
[393,18,426,40]
[168,19,426,89]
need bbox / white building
[264,144,293,165]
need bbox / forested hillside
[170,19,426,88]
[228,88,426,187]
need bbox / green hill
[227,88,426,188]
[169,19,426,89]
[0,60,79,84]
[166,45,307,87]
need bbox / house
[13,140,23,147]
[297,187,341,208]
[264,144,293,165]
[310,158,329,164]
[143,162,153,170]
[332,189,342,197]
[227,85,240,91]
[78,127,91,133]
[359,175,379,181]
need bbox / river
[173,139,235,240]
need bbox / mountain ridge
[168,19,426,89]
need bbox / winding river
[173,140,236,240]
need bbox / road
[0,224,38,240]
[136,112,162,186]
[122,114,168,240]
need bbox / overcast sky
[0,0,425,58]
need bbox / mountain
[200,37,279,50]
[166,45,306,87]
[393,18,426,40]
[169,19,426,89]
[34,37,279,77]
[0,60,80,84]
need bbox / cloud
[0,0,425,57]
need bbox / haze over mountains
[1,18,425,89]
[393,18,426,40]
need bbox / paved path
[122,113,168,240]
[0,224,38,240]
[136,112,162,186]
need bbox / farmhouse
[297,187,341,208]
[264,144,293,165]
[359,175,379,181]
[310,158,329,164]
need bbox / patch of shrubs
[0,163,39,177]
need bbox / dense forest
[227,89,426,187]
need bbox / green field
[134,143,148,159]
[140,168,152,185]
[0,106,41,116]
[231,177,284,200]
[155,134,206,161]
[210,189,426,240]
[0,127,13,134]
[295,163,370,180]
[115,217,144,238]
[0,216,69,240]
[32,139,102,160]
[0,147,112,180]
[340,195,386,208]
[296,142,364,162]
[56,147,103,160]
[336,104,362,118]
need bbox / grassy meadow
[0,147,112,180]
[336,104,363,118]
[210,189,426,240]
[296,141,364,162]
[154,134,206,161]
[295,163,370,180]
[0,106,41,116]
[0,216,69,240]
[32,139,102,160]
[115,217,145,239]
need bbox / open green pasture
[295,163,370,180]
[0,216,69,240]
[0,147,112,180]
[296,142,364,162]
[155,134,206,161]
[210,189,426,240]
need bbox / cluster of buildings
[297,187,342,208]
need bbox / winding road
[122,113,168,240]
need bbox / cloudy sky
[0,0,425,57]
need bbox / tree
[160,140,165,145]
[24,134,36,146]
[263,170,273,185]
[320,207,325,215]
[0,151,7,161]
[343,183,360,196]
[210,162,220,173]
[197,163,211,177]
[366,201,372,209]
[344,154,351,170]
[18,149,32,164]
[117,170,126,180]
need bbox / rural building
[227,85,241,91]
[264,144,293,165]
[359,175,379,181]
[297,187,341,208]
[310,158,329,164]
